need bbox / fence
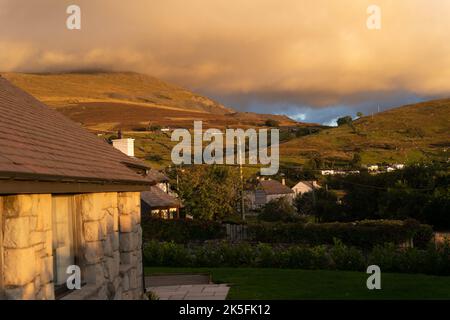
[225,224,248,241]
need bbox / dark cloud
[1,0,449,123]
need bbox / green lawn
[145,267,450,300]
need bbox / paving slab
[146,274,230,300]
[145,274,211,287]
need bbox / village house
[0,76,155,300]
[110,139,181,220]
[292,181,321,196]
[246,179,295,209]
[140,170,181,219]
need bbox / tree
[356,112,364,118]
[337,116,353,127]
[177,165,241,221]
[350,153,362,168]
[294,192,315,216]
[313,189,345,222]
[258,197,299,222]
[265,119,280,127]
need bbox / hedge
[143,240,450,276]
[247,219,433,249]
[141,217,434,249]
[141,217,225,243]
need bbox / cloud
[0,0,449,119]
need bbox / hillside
[3,72,299,131]
[281,99,450,166]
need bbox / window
[52,196,80,297]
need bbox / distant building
[246,179,295,209]
[321,170,335,176]
[368,165,379,172]
[393,164,405,170]
[140,170,181,219]
[292,181,321,196]
[110,139,182,220]
[141,186,181,219]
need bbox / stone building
[246,179,295,209]
[0,77,155,300]
[292,181,321,196]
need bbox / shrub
[143,240,450,276]
[248,219,433,249]
[141,217,226,243]
[264,119,280,127]
[258,197,300,222]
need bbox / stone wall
[0,192,144,300]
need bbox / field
[145,267,450,300]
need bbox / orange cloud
[0,0,449,108]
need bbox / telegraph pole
[237,136,245,221]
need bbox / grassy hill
[3,72,299,131]
[3,71,447,168]
[281,99,450,166]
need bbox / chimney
[112,137,135,157]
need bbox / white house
[292,181,321,196]
[393,164,405,170]
[246,179,295,209]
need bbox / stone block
[122,273,130,292]
[84,221,101,242]
[79,194,100,221]
[111,232,120,251]
[129,268,138,290]
[119,215,133,233]
[119,233,134,252]
[106,214,114,234]
[35,194,52,231]
[5,281,36,300]
[3,195,33,217]
[103,237,113,257]
[31,231,45,246]
[120,252,136,265]
[85,241,103,264]
[4,247,36,286]
[3,216,31,248]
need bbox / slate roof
[141,186,180,209]
[146,169,169,183]
[0,76,153,185]
[259,180,294,195]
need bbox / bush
[264,119,280,127]
[141,217,226,243]
[258,197,301,222]
[248,219,433,249]
[143,240,450,276]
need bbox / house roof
[258,180,294,195]
[0,76,154,191]
[146,169,169,183]
[293,181,317,190]
[141,186,180,210]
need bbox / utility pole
[237,136,245,221]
